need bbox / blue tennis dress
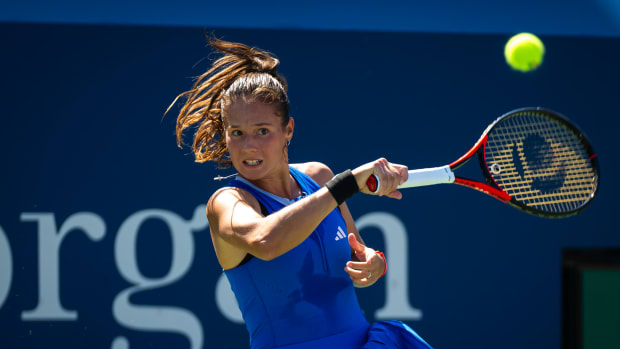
[224,166,433,349]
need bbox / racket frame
[366,107,600,218]
[476,107,600,218]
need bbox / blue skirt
[362,321,433,349]
[271,321,432,349]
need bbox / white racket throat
[398,165,455,188]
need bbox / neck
[245,164,301,200]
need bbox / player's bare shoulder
[291,162,334,186]
[206,186,261,225]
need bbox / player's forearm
[247,187,338,260]
[244,166,378,260]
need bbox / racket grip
[366,165,455,193]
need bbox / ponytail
[167,35,289,168]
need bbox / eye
[257,128,269,135]
[231,130,242,136]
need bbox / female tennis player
[170,36,433,349]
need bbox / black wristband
[325,169,359,205]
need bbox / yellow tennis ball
[504,33,545,72]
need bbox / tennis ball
[504,33,545,72]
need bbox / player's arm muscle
[207,185,338,261]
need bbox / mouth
[243,159,263,167]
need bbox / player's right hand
[353,158,408,199]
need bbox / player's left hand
[344,233,385,287]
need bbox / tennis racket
[366,107,600,218]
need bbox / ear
[286,116,295,141]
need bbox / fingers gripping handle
[366,165,455,193]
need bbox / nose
[242,134,258,152]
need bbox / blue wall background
[2,0,620,37]
[1,17,619,349]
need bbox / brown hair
[167,36,290,168]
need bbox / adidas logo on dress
[334,226,346,241]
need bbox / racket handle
[366,165,455,193]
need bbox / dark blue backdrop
[1,23,619,348]
[2,0,620,37]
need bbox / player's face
[224,99,293,181]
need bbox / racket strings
[484,111,597,214]
[494,114,594,212]
[498,117,592,212]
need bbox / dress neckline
[234,169,307,206]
